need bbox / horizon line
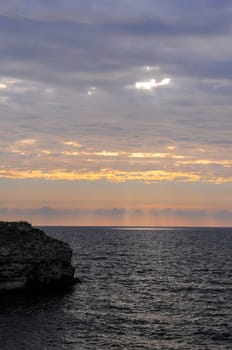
[36,225,232,229]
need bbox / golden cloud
[0,168,218,183]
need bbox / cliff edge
[0,221,77,292]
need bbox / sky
[0,0,232,226]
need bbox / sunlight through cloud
[143,66,160,71]
[19,139,37,145]
[87,87,96,96]
[63,141,81,147]
[96,151,120,157]
[135,78,171,90]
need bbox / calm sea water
[0,227,232,350]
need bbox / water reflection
[0,290,78,350]
[0,227,232,349]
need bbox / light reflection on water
[114,226,188,231]
[0,227,232,350]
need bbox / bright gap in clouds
[135,78,171,90]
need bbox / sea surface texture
[0,227,231,350]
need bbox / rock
[0,221,78,292]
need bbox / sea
[0,226,231,350]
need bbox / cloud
[63,141,81,147]
[149,208,207,219]
[87,86,96,96]
[1,167,232,184]
[95,208,126,217]
[19,138,37,145]
[133,78,171,90]
[1,206,232,226]
[0,136,231,184]
[0,0,232,224]
[35,206,80,217]
[95,151,120,157]
[129,152,170,158]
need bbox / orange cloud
[0,168,203,183]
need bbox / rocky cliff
[0,221,77,292]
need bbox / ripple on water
[0,226,232,350]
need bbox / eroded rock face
[0,221,77,292]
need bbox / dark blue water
[0,227,232,349]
